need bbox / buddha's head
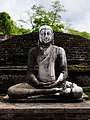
[39,25,54,45]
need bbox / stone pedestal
[0,100,90,120]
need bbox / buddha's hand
[37,82,44,88]
[43,73,64,88]
[41,81,55,88]
[43,80,64,88]
[51,88,62,93]
[49,73,64,87]
[37,82,54,89]
[37,82,53,89]
[43,81,57,88]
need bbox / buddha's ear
[38,39,39,45]
[51,32,54,45]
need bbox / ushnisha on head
[39,25,54,45]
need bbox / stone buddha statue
[7,25,85,101]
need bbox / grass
[68,64,90,72]
[83,86,90,100]
[83,86,90,91]
[85,92,90,100]
[0,66,27,70]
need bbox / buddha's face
[39,26,53,44]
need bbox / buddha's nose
[45,36,48,40]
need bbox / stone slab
[0,100,90,120]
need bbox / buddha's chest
[37,47,57,82]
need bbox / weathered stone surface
[0,101,90,120]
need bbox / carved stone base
[0,100,90,120]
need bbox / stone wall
[0,32,90,93]
[0,32,90,65]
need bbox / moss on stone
[68,64,90,72]
[82,86,90,100]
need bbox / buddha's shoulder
[29,46,39,52]
[52,45,65,52]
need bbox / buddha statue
[6,25,87,101]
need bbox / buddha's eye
[44,32,46,36]
[47,32,50,35]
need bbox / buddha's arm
[53,48,68,86]
[27,49,41,88]
[55,47,68,83]
[27,49,47,88]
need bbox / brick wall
[0,32,90,66]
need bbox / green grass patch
[83,86,90,92]
[83,86,90,100]
[85,92,90,100]
[0,66,27,71]
[68,64,90,72]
